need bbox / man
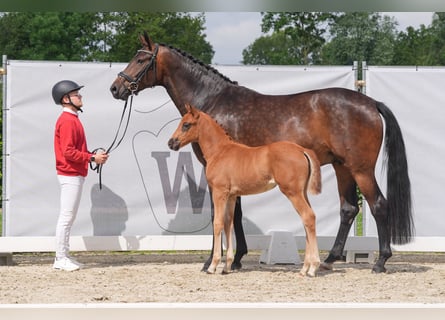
[52,80,109,271]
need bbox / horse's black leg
[201,234,214,271]
[201,189,216,272]
[335,169,392,274]
[231,197,248,270]
[368,192,392,273]
[351,171,392,273]
[323,195,359,265]
[322,167,359,268]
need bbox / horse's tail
[376,101,414,245]
[303,150,322,195]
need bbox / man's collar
[62,107,78,116]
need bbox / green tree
[392,25,435,65]
[0,12,34,59]
[259,12,334,65]
[0,12,213,63]
[242,31,301,65]
[321,12,397,65]
[108,12,214,63]
[0,12,98,61]
[429,12,445,65]
[390,12,445,66]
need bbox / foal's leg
[203,196,246,272]
[201,186,225,272]
[207,192,227,274]
[321,165,359,270]
[223,196,237,274]
[290,194,320,277]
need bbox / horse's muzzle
[110,80,130,101]
[168,138,180,151]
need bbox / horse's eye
[137,59,143,64]
[182,122,191,131]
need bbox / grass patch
[355,211,363,236]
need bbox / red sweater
[54,111,91,177]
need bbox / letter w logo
[151,151,208,214]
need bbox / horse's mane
[160,43,238,85]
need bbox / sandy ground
[0,251,445,304]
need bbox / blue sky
[202,12,435,65]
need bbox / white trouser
[55,175,85,259]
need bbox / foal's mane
[160,43,238,85]
[199,109,235,143]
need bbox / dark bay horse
[110,32,413,273]
[168,104,322,276]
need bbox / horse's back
[214,87,384,167]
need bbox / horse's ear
[139,31,153,51]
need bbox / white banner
[3,60,354,239]
[365,66,445,242]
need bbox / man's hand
[93,152,109,164]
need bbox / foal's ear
[185,103,199,116]
[140,31,153,51]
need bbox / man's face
[63,90,83,108]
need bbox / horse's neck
[197,114,232,159]
[159,49,230,114]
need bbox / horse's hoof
[222,269,231,275]
[206,269,216,275]
[201,262,211,272]
[371,265,387,274]
[231,261,242,271]
[319,262,333,271]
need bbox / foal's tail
[376,101,414,245]
[303,150,322,195]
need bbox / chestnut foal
[168,104,322,276]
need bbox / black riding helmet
[52,80,84,105]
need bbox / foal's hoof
[307,271,317,277]
[206,267,217,274]
[299,269,317,278]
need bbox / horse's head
[110,31,159,100]
[168,104,201,151]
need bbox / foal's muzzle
[168,138,180,151]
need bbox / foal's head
[168,104,201,151]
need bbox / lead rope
[90,93,134,189]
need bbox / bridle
[117,44,159,94]
[90,95,133,189]
[90,44,159,189]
